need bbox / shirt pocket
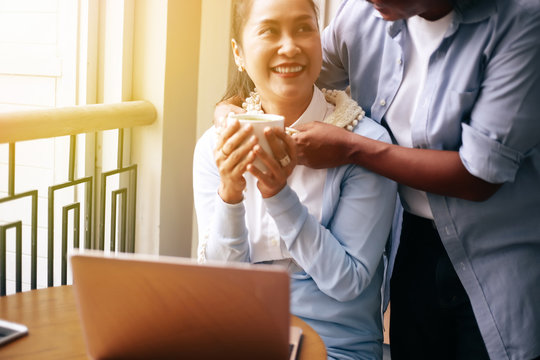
[447,88,480,124]
[436,89,480,150]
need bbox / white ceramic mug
[227,113,285,171]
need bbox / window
[0,0,91,293]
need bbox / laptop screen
[71,251,291,360]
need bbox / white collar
[290,86,331,128]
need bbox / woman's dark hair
[220,0,319,103]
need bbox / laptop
[71,251,303,360]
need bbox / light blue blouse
[318,1,540,359]
[193,95,397,359]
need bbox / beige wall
[131,0,201,257]
[159,0,201,257]
[322,0,343,27]
[196,0,232,139]
[131,0,167,255]
[191,0,233,257]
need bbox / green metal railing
[98,129,137,253]
[0,101,156,295]
[47,134,94,287]
[0,222,22,296]
[0,143,38,296]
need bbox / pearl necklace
[242,88,365,133]
[242,89,264,114]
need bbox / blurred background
[0,0,342,294]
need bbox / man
[292,0,540,359]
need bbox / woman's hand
[215,119,257,204]
[248,127,297,198]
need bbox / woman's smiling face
[233,0,322,107]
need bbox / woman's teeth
[273,66,303,74]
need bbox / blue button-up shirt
[318,1,540,359]
[194,87,397,359]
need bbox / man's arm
[213,96,245,127]
[293,122,501,202]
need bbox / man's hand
[292,121,353,169]
[214,98,245,129]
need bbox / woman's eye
[260,27,277,36]
[297,24,315,33]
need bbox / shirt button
[397,58,402,65]
[380,99,386,106]
[271,238,279,246]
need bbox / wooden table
[0,286,326,359]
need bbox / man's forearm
[346,134,501,201]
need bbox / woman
[193,0,396,359]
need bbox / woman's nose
[277,35,301,57]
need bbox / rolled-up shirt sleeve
[459,9,540,183]
[460,124,524,183]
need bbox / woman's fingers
[265,127,285,160]
[249,128,297,198]
[263,127,297,173]
[215,120,255,161]
[233,150,254,176]
[217,124,298,199]
[224,123,254,156]
[216,139,256,204]
[217,134,257,174]
[248,146,285,199]
[215,119,239,151]
[253,144,281,175]
[272,127,297,168]
[216,119,252,153]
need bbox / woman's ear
[231,39,245,72]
